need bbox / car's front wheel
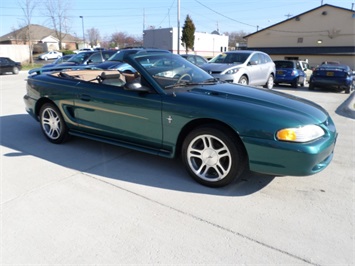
[39,103,68,144]
[182,125,246,187]
[238,75,248,85]
[264,74,274,89]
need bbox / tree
[87,27,101,47]
[181,15,196,54]
[110,32,142,49]
[43,0,71,50]
[224,30,249,50]
[18,0,37,64]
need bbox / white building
[143,27,229,58]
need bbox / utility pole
[177,0,180,54]
[79,16,85,47]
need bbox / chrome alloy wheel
[41,107,62,140]
[186,134,232,182]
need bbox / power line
[193,0,257,28]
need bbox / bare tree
[110,32,142,49]
[18,0,37,64]
[224,30,249,50]
[42,0,71,50]
[87,28,101,48]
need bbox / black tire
[12,67,19,74]
[238,75,248,85]
[263,74,274,89]
[292,78,298,88]
[308,83,315,91]
[39,103,68,144]
[345,86,350,94]
[181,125,246,187]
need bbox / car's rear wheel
[264,74,274,89]
[238,75,248,85]
[12,67,19,74]
[39,103,68,144]
[292,78,298,88]
[182,125,246,187]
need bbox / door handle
[80,94,91,101]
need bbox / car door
[1,58,12,72]
[73,80,163,149]
[247,53,263,85]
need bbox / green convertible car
[24,53,337,187]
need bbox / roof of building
[244,4,355,38]
[0,24,79,42]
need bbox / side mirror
[125,82,150,92]
[249,60,258,65]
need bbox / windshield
[67,52,94,64]
[275,61,294,69]
[129,53,214,89]
[107,50,139,62]
[209,52,250,64]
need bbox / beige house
[244,4,355,69]
[0,24,80,52]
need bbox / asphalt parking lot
[1,71,354,265]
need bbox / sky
[0,0,354,40]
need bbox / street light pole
[79,16,85,48]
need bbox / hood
[186,83,329,126]
[200,63,242,73]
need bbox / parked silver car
[200,50,275,89]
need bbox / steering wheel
[177,73,192,83]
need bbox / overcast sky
[0,0,353,39]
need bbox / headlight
[276,125,325,142]
[225,68,239,74]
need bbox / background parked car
[83,50,117,65]
[38,51,63,60]
[96,48,170,70]
[200,50,275,89]
[42,55,74,68]
[73,48,94,54]
[58,51,96,66]
[180,54,208,66]
[55,51,116,67]
[0,57,22,74]
[274,60,306,88]
[309,63,354,93]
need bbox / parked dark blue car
[274,60,306,88]
[309,63,354,94]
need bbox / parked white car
[38,51,63,60]
[73,48,94,54]
[200,50,276,89]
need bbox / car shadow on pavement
[1,114,275,197]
